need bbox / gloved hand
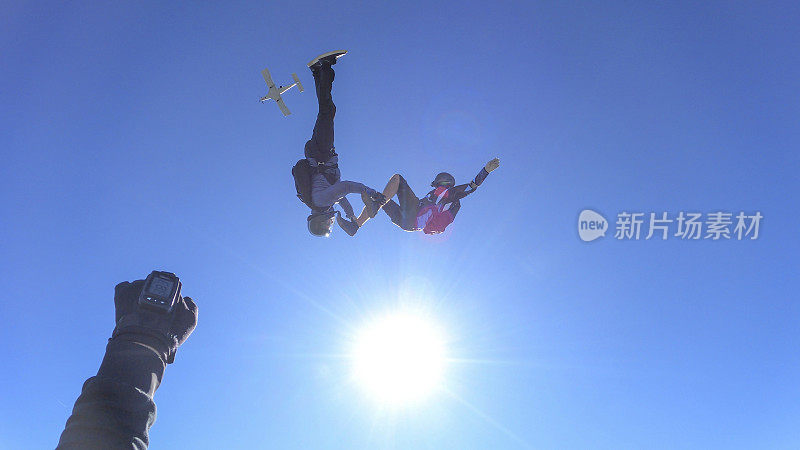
[484,157,500,173]
[336,211,359,236]
[361,190,386,219]
[112,280,198,364]
[370,191,387,203]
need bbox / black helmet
[307,212,335,237]
[431,172,455,187]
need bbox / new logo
[578,209,608,242]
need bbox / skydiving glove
[370,191,387,218]
[336,211,359,236]
[111,279,198,365]
[361,190,386,219]
[93,278,197,397]
[484,157,500,173]
[370,191,387,206]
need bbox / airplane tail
[292,73,304,92]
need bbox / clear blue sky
[2,1,799,449]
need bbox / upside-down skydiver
[292,50,385,237]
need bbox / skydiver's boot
[308,50,348,70]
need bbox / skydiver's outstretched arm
[450,158,500,201]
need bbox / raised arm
[451,157,500,201]
[57,277,198,449]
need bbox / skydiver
[339,158,501,235]
[297,50,384,237]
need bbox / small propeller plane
[259,68,304,116]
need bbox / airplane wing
[261,68,276,88]
[276,97,291,116]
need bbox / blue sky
[1,1,799,448]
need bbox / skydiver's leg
[392,174,420,228]
[355,174,402,227]
[381,200,415,232]
[304,64,336,163]
[355,206,372,227]
[381,174,402,199]
[363,174,419,231]
[312,180,373,208]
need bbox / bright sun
[351,312,446,405]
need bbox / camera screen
[148,277,174,298]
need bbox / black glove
[111,280,198,364]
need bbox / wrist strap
[112,326,177,364]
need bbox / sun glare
[351,312,446,405]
